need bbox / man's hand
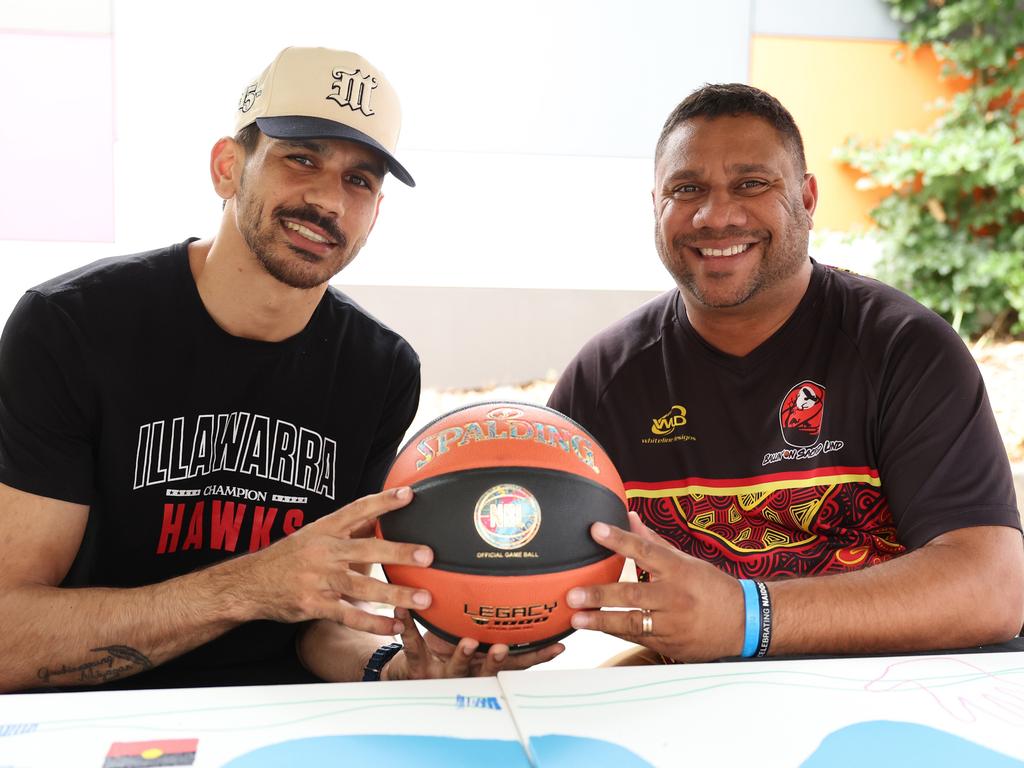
[382,608,565,681]
[0,483,439,691]
[565,511,745,662]
[299,610,564,682]
[0,484,432,691]
[566,512,1024,661]
[228,487,434,637]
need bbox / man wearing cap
[553,83,1024,663]
[0,47,561,692]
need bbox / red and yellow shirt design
[627,466,904,579]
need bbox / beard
[236,180,363,290]
[655,204,810,309]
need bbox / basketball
[377,401,628,652]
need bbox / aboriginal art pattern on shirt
[627,470,905,579]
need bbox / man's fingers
[396,607,428,663]
[423,631,457,658]
[331,535,432,569]
[348,518,377,539]
[335,572,431,611]
[444,638,478,678]
[491,642,564,672]
[325,487,415,535]
[331,603,404,636]
[569,607,653,640]
[566,579,654,611]
[627,510,662,544]
[590,521,670,575]
[475,644,510,677]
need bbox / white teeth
[284,220,330,243]
[698,243,752,257]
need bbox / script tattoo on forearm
[37,645,154,684]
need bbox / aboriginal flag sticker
[103,738,197,767]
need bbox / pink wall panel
[0,31,113,242]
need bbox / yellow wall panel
[750,35,965,231]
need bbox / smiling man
[0,47,560,692]
[551,83,1024,662]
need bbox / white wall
[115,0,753,288]
[0,0,888,387]
[0,0,752,297]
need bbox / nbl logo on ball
[474,484,542,550]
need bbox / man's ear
[802,173,819,229]
[210,137,244,200]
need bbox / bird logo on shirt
[779,381,825,447]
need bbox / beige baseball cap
[235,47,414,186]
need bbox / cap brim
[255,116,415,187]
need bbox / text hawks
[133,412,336,500]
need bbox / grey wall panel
[753,0,903,40]
[341,285,664,389]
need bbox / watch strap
[362,642,403,682]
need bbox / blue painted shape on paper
[801,721,1024,767]
[530,734,654,767]
[222,734,531,767]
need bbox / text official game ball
[377,402,628,652]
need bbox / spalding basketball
[377,401,627,652]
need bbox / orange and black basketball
[377,401,628,652]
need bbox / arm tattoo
[37,645,154,685]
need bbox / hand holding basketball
[381,608,565,680]
[228,487,433,636]
[566,511,746,662]
[378,402,629,651]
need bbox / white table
[1,652,1022,767]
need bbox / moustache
[274,206,347,249]
[673,228,768,249]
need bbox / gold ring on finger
[641,608,654,636]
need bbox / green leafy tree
[837,0,1024,338]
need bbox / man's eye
[674,184,700,195]
[289,155,314,167]
[347,175,371,189]
[739,179,767,190]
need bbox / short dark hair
[233,122,263,157]
[655,83,807,174]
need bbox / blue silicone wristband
[739,579,760,658]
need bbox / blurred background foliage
[837,0,1024,340]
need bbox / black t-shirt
[0,240,420,688]
[549,263,1019,578]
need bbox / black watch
[362,642,403,682]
